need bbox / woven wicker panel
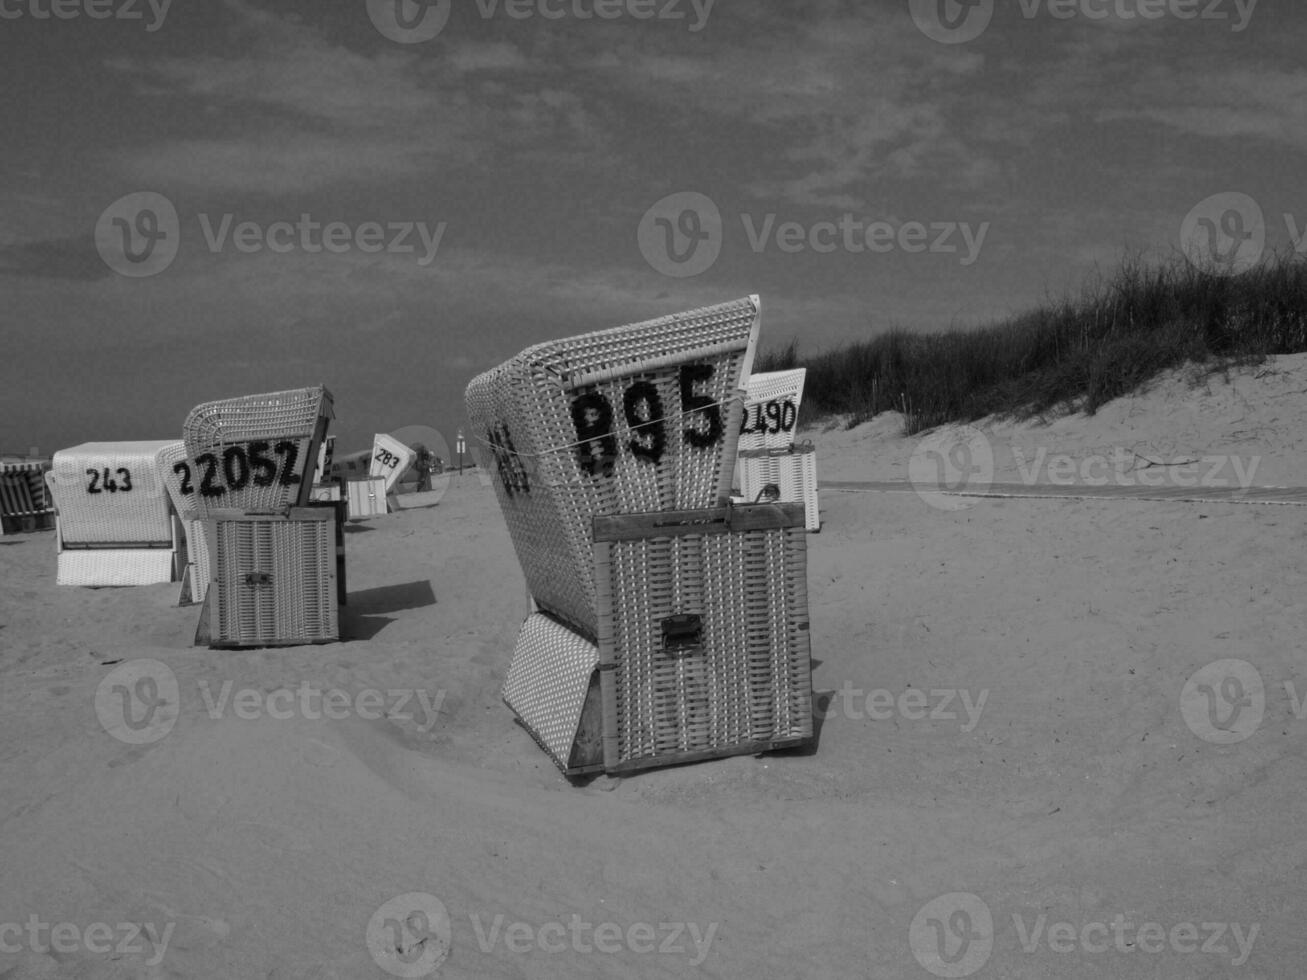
[57,548,176,587]
[181,387,333,513]
[465,297,761,638]
[502,613,601,769]
[593,504,813,770]
[346,477,388,520]
[738,368,806,453]
[739,447,820,531]
[185,518,210,603]
[209,511,337,646]
[48,442,178,544]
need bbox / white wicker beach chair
[48,441,183,585]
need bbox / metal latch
[244,571,272,587]
[661,613,703,654]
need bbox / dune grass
[756,252,1307,435]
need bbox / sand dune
[2,358,1304,978]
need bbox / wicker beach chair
[47,441,183,585]
[0,460,54,535]
[737,368,806,454]
[159,440,210,605]
[465,295,762,638]
[180,386,334,514]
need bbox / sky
[0,0,1301,457]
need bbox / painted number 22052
[173,440,302,499]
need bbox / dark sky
[0,0,1297,455]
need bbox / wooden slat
[592,503,804,542]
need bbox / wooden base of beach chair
[199,508,339,648]
[504,503,814,777]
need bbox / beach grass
[757,251,1307,435]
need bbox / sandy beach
[2,357,1304,979]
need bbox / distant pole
[456,429,465,473]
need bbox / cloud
[0,236,110,281]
